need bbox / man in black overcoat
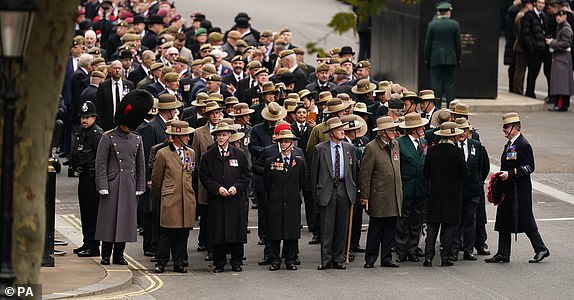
[485,113,549,263]
[199,123,252,273]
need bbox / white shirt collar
[510,133,521,145]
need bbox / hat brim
[229,132,246,143]
[79,113,98,117]
[434,128,464,137]
[203,106,224,115]
[166,128,194,135]
[353,109,372,115]
[158,100,183,110]
[211,128,237,135]
[344,120,368,138]
[299,90,317,99]
[372,123,399,131]
[322,122,349,134]
[229,108,255,116]
[275,135,299,141]
[399,118,429,129]
[502,117,521,125]
[447,109,475,116]
[191,100,207,107]
[261,108,288,121]
[323,102,351,114]
[351,83,377,94]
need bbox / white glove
[136,191,144,196]
[99,190,109,195]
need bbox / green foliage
[328,12,357,35]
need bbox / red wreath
[123,103,133,115]
[487,172,505,206]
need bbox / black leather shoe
[294,258,301,265]
[144,251,155,257]
[363,263,374,269]
[407,254,420,262]
[73,245,86,254]
[529,249,550,263]
[308,234,320,245]
[182,260,189,267]
[423,259,432,267]
[174,265,187,273]
[396,255,408,262]
[352,246,366,253]
[441,260,454,267]
[205,254,213,261]
[449,255,458,262]
[463,253,477,261]
[232,265,242,272]
[269,264,280,271]
[113,258,128,265]
[77,249,100,257]
[347,252,355,262]
[333,262,346,270]
[197,244,207,252]
[317,263,331,270]
[286,264,297,271]
[476,248,491,256]
[258,258,270,265]
[150,256,157,262]
[213,267,224,273]
[381,261,400,268]
[100,257,110,265]
[484,254,510,263]
[155,265,165,273]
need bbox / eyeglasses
[169,53,178,56]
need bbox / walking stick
[346,203,355,264]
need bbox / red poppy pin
[123,103,133,114]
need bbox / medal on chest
[506,145,517,160]
[270,161,284,171]
[229,159,239,167]
[393,149,399,161]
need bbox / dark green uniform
[424,15,461,106]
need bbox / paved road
[55,1,574,299]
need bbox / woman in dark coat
[263,130,305,271]
[423,122,467,267]
[546,9,574,112]
[485,113,549,263]
[199,123,252,273]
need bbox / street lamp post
[0,0,37,290]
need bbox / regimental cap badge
[82,102,88,112]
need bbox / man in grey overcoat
[95,89,151,265]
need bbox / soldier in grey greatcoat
[95,89,152,265]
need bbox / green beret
[231,55,243,63]
[91,71,106,79]
[334,67,347,75]
[194,27,207,36]
[316,63,329,73]
[150,62,164,71]
[356,60,371,68]
[279,49,295,58]
[206,74,222,82]
[175,56,189,64]
[164,72,179,83]
[208,32,223,42]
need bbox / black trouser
[394,197,426,256]
[303,190,317,233]
[350,201,364,250]
[156,227,190,267]
[319,183,350,265]
[452,196,479,255]
[256,191,267,241]
[213,242,243,269]
[507,62,516,93]
[475,188,488,250]
[425,223,456,262]
[365,216,397,265]
[142,210,154,253]
[269,239,298,267]
[101,241,125,259]
[78,172,100,250]
[525,50,551,98]
[358,31,371,61]
[430,65,457,106]
[496,230,547,257]
[198,203,208,247]
[150,210,160,253]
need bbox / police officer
[71,101,104,257]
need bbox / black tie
[284,156,289,172]
[115,82,121,112]
[415,139,422,154]
[300,124,305,133]
[334,145,340,186]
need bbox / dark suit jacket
[248,122,275,192]
[292,66,309,92]
[94,78,135,131]
[424,17,462,66]
[71,67,90,123]
[178,76,193,106]
[396,135,428,199]
[460,138,483,199]
[78,85,99,109]
[222,72,245,89]
[142,30,159,51]
[290,122,312,158]
[128,65,148,89]
[61,56,75,105]
[253,143,304,177]
[242,85,262,108]
[311,140,357,206]
[305,81,337,98]
[146,81,165,97]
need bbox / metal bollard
[42,157,57,267]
